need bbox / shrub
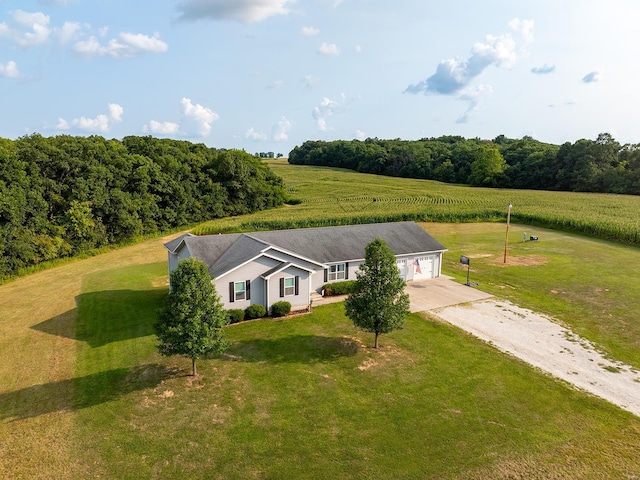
[322,280,358,296]
[227,308,245,324]
[271,301,291,318]
[245,304,267,320]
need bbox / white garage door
[413,256,435,280]
[396,259,408,280]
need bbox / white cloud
[57,103,123,133]
[177,0,295,23]
[108,103,124,122]
[582,71,601,83]
[531,63,555,74]
[73,32,168,59]
[119,32,168,53]
[509,18,534,43]
[73,115,110,132]
[301,75,319,89]
[354,129,366,140]
[272,116,292,141]
[312,96,342,131]
[56,117,70,130]
[55,21,82,45]
[406,20,529,96]
[246,127,268,141]
[142,98,218,137]
[300,26,319,36]
[145,120,181,135]
[355,45,362,53]
[181,97,219,136]
[456,85,493,124]
[0,10,52,48]
[0,60,19,78]
[318,42,340,56]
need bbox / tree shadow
[222,335,361,364]
[31,288,166,348]
[0,363,173,422]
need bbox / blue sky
[1,0,639,155]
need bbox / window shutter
[229,282,234,303]
[345,262,349,279]
[295,276,299,295]
[279,278,284,297]
[246,280,251,300]
[324,269,328,282]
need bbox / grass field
[194,160,640,246]
[1,223,640,478]
[2,161,640,478]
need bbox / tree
[468,143,507,187]
[155,258,229,376]
[344,238,410,348]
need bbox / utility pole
[503,203,512,263]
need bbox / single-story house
[164,221,447,312]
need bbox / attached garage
[413,255,437,280]
[397,253,442,282]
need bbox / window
[284,277,295,296]
[234,281,246,301]
[280,276,299,297]
[328,263,346,281]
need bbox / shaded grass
[428,222,640,369]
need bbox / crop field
[195,160,640,246]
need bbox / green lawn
[70,266,640,479]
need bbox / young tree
[344,238,410,348]
[155,258,229,376]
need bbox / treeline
[288,133,640,194]
[0,134,286,278]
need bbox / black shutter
[246,280,251,300]
[229,282,234,303]
[324,269,328,282]
[345,262,349,279]
[295,276,299,295]
[279,278,284,297]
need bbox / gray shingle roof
[165,222,446,277]
[249,221,445,263]
[164,233,194,253]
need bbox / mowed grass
[427,222,640,369]
[194,159,640,246]
[1,227,640,478]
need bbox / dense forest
[288,134,640,195]
[0,134,286,278]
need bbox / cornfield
[193,160,640,245]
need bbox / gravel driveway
[428,297,640,417]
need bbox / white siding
[266,266,311,311]
[215,256,281,310]
[312,261,363,292]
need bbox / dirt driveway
[407,277,640,417]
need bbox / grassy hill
[1,162,640,478]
